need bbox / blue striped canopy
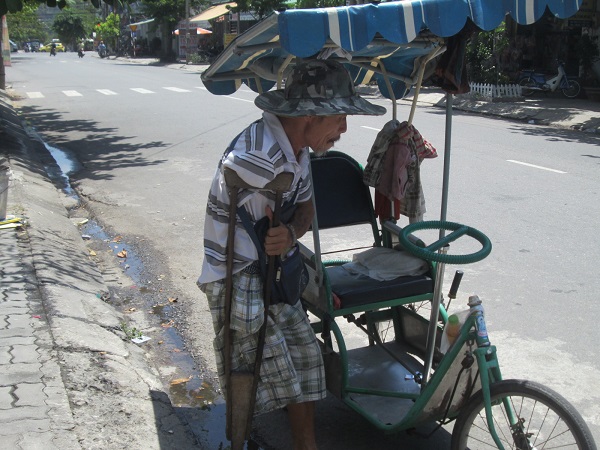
[201,0,582,99]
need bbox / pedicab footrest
[326,265,433,309]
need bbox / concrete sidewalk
[406,88,600,134]
[1,62,599,449]
[1,91,201,449]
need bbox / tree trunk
[0,18,6,90]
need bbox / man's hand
[263,206,292,256]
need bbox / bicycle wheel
[518,77,536,97]
[562,80,581,98]
[451,379,596,450]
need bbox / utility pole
[185,0,190,63]
[0,18,5,90]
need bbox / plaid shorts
[199,270,326,415]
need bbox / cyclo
[201,0,597,448]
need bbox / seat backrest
[310,151,377,230]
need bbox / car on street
[9,40,18,52]
[39,42,65,52]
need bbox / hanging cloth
[432,20,479,94]
[364,121,437,220]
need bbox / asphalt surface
[1,57,600,449]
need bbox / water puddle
[41,144,81,200]
[34,135,241,449]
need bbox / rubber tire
[518,77,536,97]
[562,80,581,98]
[451,379,597,450]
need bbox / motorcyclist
[98,41,107,58]
[78,41,85,58]
[50,42,57,56]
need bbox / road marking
[27,92,44,99]
[63,90,82,97]
[131,88,154,94]
[163,87,191,92]
[362,126,381,131]
[97,89,118,95]
[195,87,207,90]
[228,97,254,103]
[507,160,567,174]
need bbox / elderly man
[198,59,386,449]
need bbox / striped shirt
[198,112,312,284]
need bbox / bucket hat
[254,59,386,117]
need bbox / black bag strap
[236,180,301,258]
[237,206,265,259]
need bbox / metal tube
[422,245,448,386]
[439,92,453,239]
[308,162,324,285]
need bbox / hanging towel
[365,121,437,219]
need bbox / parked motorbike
[518,60,581,98]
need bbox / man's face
[305,115,348,156]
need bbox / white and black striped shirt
[198,112,311,284]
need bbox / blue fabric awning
[201,0,582,99]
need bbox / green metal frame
[308,298,512,444]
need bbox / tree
[232,0,286,19]
[53,8,89,50]
[295,0,345,8]
[140,0,206,61]
[466,22,510,84]
[95,12,120,51]
[6,0,49,44]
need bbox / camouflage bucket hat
[254,59,386,117]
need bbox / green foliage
[575,34,599,71]
[140,0,206,31]
[95,12,120,49]
[233,0,286,18]
[2,0,63,16]
[295,0,345,8]
[53,8,89,49]
[120,322,143,340]
[466,22,510,84]
[5,0,49,43]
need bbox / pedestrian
[197,59,386,449]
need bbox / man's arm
[288,200,314,240]
[264,200,314,256]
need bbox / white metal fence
[469,82,522,99]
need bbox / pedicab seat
[308,151,434,312]
[326,266,433,309]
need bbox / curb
[1,91,200,449]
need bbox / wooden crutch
[223,168,294,450]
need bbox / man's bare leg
[287,401,318,450]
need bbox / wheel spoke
[452,380,594,450]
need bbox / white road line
[195,86,207,90]
[362,126,381,131]
[27,92,44,99]
[163,87,191,92]
[228,97,254,103]
[131,88,154,94]
[507,159,567,174]
[63,90,82,97]
[97,89,118,95]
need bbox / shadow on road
[18,105,169,182]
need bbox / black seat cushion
[326,265,433,309]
